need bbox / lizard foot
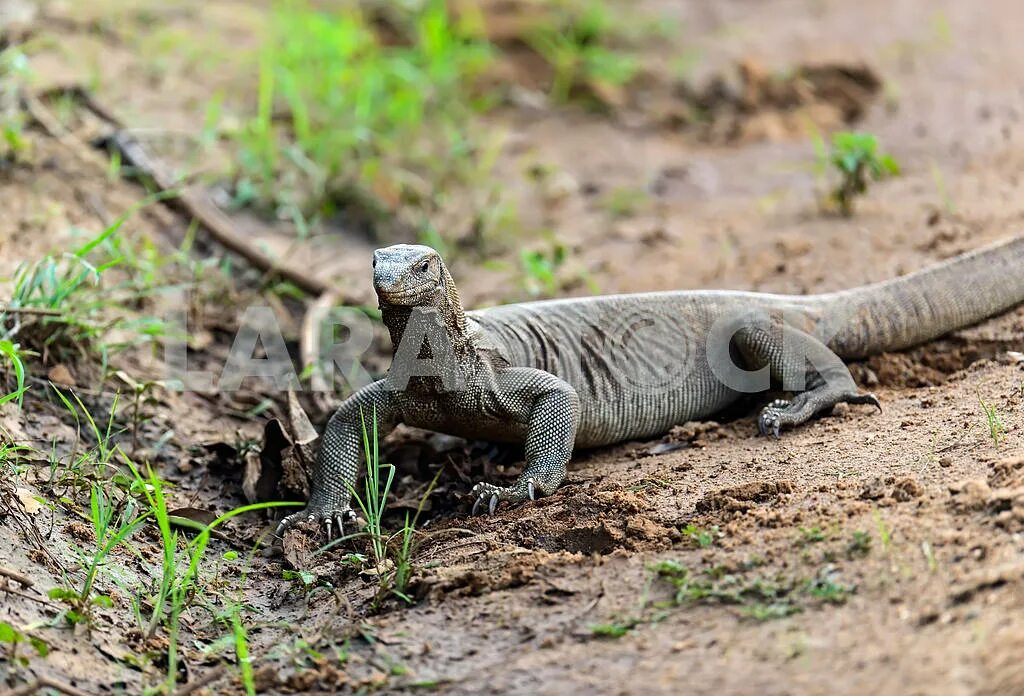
[470,477,542,515]
[758,390,881,438]
[276,506,357,540]
[758,399,791,438]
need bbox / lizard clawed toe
[276,506,356,539]
[470,476,551,515]
[758,400,788,438]
[470,482,503,515]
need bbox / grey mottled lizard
[278,236,1024,536]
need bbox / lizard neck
[379,263,476,363]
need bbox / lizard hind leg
[757,388,881,438]
[733,319,880,437]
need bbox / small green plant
[847,530,872,558]
[527,1,640,104]
[391,471,441,602]
[0,621,48,686]
[351,407,396,572]
[0,47,31,162]
[825,132,900,216]
[978,392,1005,447]
[345,408,440,605]
[518,241,599,299]
[231,1,492,224]
[681,523,716,549]
[124,455,290,693]
[230,607,256,696]
[601,186,651,218]
[590,620,635,639]
[520,244,567,297]
[0,340,28,407]
[741,602,801,621]
[873,510,892,552]
[796,526,826,546]
[803,567,854,605]
[4,201,177,367]
[0,621,49,671]
[49,480,146,625]
[921,540,938,572]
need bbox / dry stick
[19,91,108,171]
[32,85,356,307]
[8,676,94,696]
[172,666,228,696]
[0,305,64,317]
[300,289,344,412]
[0,585,57,608]
[101,129,336,298]
[0,566,34,587]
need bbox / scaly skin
[278,236,1024,536]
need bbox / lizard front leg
[277,380,398,538]
[470,368,580,514]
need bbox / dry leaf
[15,488,42,514]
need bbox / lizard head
[373,244,447,307]
[373,243,471,354]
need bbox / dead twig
[19,91,108,171]
[0,305,64,317]
[99,129,338,297]
[0,565,34,586]
[300,289,344,412]
[0,585,57,608]
[9,676,94,696]
[172,666,228,696]
[29,85,354,300]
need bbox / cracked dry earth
[2,0,1024,694]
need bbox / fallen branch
[9,676,93,696]
[0,564,32,585]
[0,305,63,317]
[98,129,337,298]
[173,666,228,696]
[0,585,57,608]
[300,289,344,412]
[30,85,353,300]
[0,565,34,587]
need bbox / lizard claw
[470,482,508,515]
[758,399,788,438]
[470,478,549,515]
[276,506,356,539]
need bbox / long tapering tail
[815,234,1024,359]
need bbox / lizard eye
[419,259,430,273]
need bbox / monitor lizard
[278,235,1024,537]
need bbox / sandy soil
[2,1,1024,694]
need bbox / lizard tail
[817,234,1024,359]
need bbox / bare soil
[3,1,1024,695]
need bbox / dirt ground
[3,0,1024,694]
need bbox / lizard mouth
[376,281,440,305]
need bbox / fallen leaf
[47,364,76,386]
[15,488,42,514]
